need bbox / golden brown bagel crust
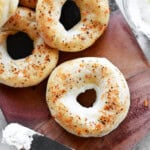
[46,57,130,137]
[36,0,110,52]
[0,7,58,87]
[19,0,37,9]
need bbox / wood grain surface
[0,10,150,150]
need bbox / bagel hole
[77,89,96,108]
[60,0,81,30]
[7,32,34,60]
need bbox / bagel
[19,0,37,9]
[36,0,110,52]
[0,7,59,87]
[0,0,19,27]
[46,57,130,137]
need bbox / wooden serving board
[0,10,150,150]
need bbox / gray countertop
[109,0,118,11]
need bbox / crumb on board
[143,99,149,107]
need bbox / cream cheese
[2,123,39,150]
[127,0,150,38]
